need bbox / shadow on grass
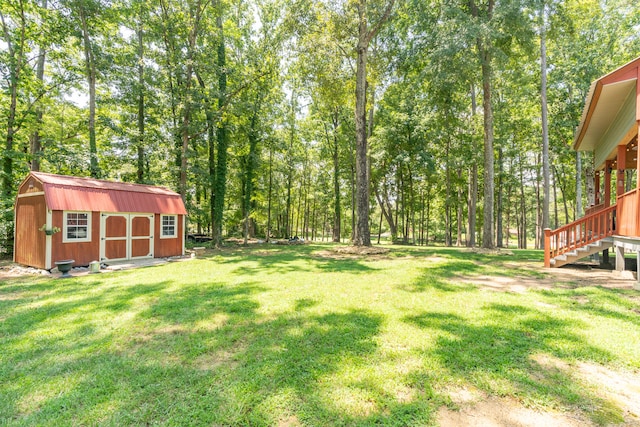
[210,245,377,276]
[401,262,483,293]
[536,286,640,328]
[1,271,437,426]
[404,303,622,424]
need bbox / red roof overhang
[26,172,187,215]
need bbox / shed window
[63,212,91,242]
[161,215,177,238]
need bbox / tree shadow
[535,286,640,328]
[212,247,377,276]
[403,303,621,423]
[401,262,483,293]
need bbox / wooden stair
[549,237,613,268]
[544,205,616,268]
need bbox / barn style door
[100,213,154,262]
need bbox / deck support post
[615,244,625,272]
[544,228,551,268]
[636,251,640,290]
[602,249,610,267]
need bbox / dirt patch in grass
[312,246,390,261]
[457,263,638,293]
[527,353,640,426]
[333,246,390,255]
[438,393,588,427]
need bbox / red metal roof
[28,172,187,215]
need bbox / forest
[1,0,639,254]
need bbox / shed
[14,172,187,269]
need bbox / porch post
[617,144,626,197]
[595,171,601,205]
[604,161,612,207]
[616,244,625,272]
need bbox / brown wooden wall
[51,211,101,266]
[18,176,44,194]
[14,195,47,269]
[154,214,183,258]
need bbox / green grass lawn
[1,243,639,426]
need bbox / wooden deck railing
[616,189,640,237]
[584,203,605,217]
[544,205,616,267]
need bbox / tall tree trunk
[456,169,463,246]
[467,84,478,247]
[535,153,541,249]
[331,114,341,242]
[519,152,527,249]
[353,0,394,246]
[1,6,24,199]
[266,146,273,241]
[469,0,495,249]
[553,165,559,229]
[136,16,145,183]
[584,159,594,211]
[29,0,47,172]
[354,32,370,246]
[213,15,228,246]
[79,5,99,178]
[244,105,260,245]
[374,177,397,241]
[497,147,503,247]
[541,2,550,237]
[195,72,216,233]
[445,138,452,246]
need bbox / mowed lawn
[1,244,640,426]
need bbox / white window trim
[160,214,177,239]
[62,211,92,243]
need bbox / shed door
[100,213,154,262]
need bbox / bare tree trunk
[136,16,145,183]
[29,0,47,172]
[497,147,503,247]
[79,5,99,178]
[467,84,478,247]
[469,0,495,249]
[330,116,341,242]
[353,0,395,246]
[519,152,527,249]
[445,137,452,246]
[541,1,550,239]
[266,147,273,241]
[213,14,228,246]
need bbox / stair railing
[544,205,616,267]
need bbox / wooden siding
[131,239,151,257]
[51,211,100,266]
[105,240,127,260]
[617,189,640,237]
[131,216,150,236]
[14,195,47,269]
[105,215,127,237]
[18,176,44,194]
[154,214,183,257]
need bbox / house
[545,55,640,280]
[14,172,187,269]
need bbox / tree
[352,0,395,246]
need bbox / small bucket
[89,261,101,274]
